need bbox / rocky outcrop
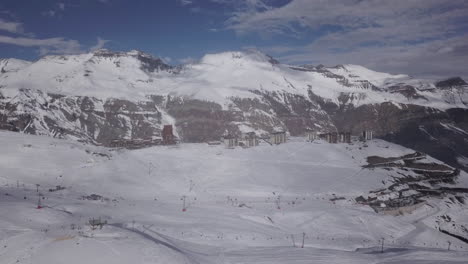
[0,87,335,144]
[164,90,335,142]
[382,108,468,172]
[436,77,468,89]
[0,89,165,146]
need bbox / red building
[162,125,176,144]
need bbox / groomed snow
[1,131,467,263]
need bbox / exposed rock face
[92,49,175,73]
[0,87,336,145]
[386,84,428,100]
[162,90,335,142]
[165,97,236,142]
[2,82,468,172]
[382,108,468,172]
[310,95,468,171]
[0,89,164,146]
[436,77,468,89]
[255,90,335,136]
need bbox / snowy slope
[0,58,31,73]
[327,64,409,87]
[0,51,171,100]
[1,131,468,263]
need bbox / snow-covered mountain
[1,49,467,169]
[2,49,466,106]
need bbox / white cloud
[269,34,468,79]
[42,10,56,17]
[89,37,109,51]
[0,13,111,56]
[179,56,197,64]
[178,0,194,6]
[0,19,23,34]
[42,2,68,17]
[225,0,468,38]
[0,20,111,56]
[0,35,81,55]
[220,0,468,78]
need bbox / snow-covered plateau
[1,131,468,263]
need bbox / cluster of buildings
[161,125,176,144]
[307,131,351,144]
[222,132,261,149]
[222,130,287,149]
[307,130,373,144]
[222,129,374,149]
[109,124,177,148]
[109,123,374,149]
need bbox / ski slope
[0,131,468,263]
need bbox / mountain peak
[91,49,154,59]
[90,48,173,73]
[92,48,137,58]
[436,77,467,89]
[199,50,280,67]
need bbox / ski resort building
[306,130,318,142]
[319,132,351,144]
[338,132,351,143]
[162,125,176,145]
[239,132,259,148]
[319,132,338,143]
[362,130,373,141]
[319,133,331,143]
[222,134,238,148]
[270,131,287,145]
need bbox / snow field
[1,131,468,263]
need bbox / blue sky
[0,0,298,63]
[0,0,467,78]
